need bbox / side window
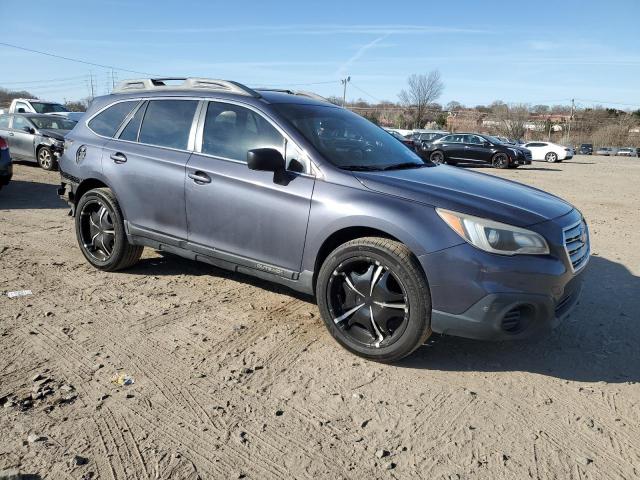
[138,100,198,149]
[119,102,147,142]
[440,135,453,142]
[12,116,31,131]
[201,102,284,162]
[15,102,30,113]
[0,116,9,129]
[88,101,138,137]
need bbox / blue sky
[1,0,639,109]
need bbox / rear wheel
[37,146,57,171]
[316,237,431,362]
[75,188,143,271]
[492,152,509,169]
[545,152,558,163]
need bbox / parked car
[521,141,573,163]
[615,147,637,157]
[578,143,593,155]
[387,130,415,149]
[0,135,12,190]
[411,131,449,159]
[595,147,615,156]
[424,133,532,168]
[0,98,70,115]
[0,113,77,170]
[57,77,589,362]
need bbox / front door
[185,101,314,273]
[9,116,36,160]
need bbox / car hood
[354,165,573,227]
[38,129,68,141]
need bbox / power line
[350,82,382,103]
[0,42,160,77]
[0,75,88,85]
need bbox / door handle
[110,152,127,164]
[188,171,212,184]
[8,132,14,136]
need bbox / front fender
[301,180,464,272]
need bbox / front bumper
[419,209,588,341]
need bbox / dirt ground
[1,155,639,480]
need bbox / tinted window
[138,100,197,149]
[0,116,9,129]
[31,102,68,114]
[88,101,137,137]
[466,135,483,145]
[29,116,76,131]
[202,102,283,161]
[119,102,147,142]
[12,116,31,131]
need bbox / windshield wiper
[382,162,427,171]
[340,165,383,171]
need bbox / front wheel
[429,150,445,165]
[37,146,57,171]
[492,152,509,169]
[316,237,432,362]
[545,152,558,163]
[75,188,143,271]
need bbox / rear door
[185,100,314,273]
[102,99,198,240]
[463,134,489,161]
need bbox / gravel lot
[1,155,639,479]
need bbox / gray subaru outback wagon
[58,78,589,362]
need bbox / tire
[429,150,445,165]
[492,152,509,169]
[37,146,57,171]
[545,152,558,163]
[75,188,143,271]
[315,237,432,362]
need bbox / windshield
[29,116,77,131]
[274,104,424,170]
[30,102,69,114]
[485,135,504,144]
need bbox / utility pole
[111,69,116,91]
[566,98,575,145]
[341,76,351,107]
[88,72,95,100]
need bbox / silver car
[0,113,77,170]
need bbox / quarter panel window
[201,102,284,162]
[138,100,198,150]
[0,116,9,128]
[88,101,138,137]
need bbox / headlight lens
[436,208,549,255]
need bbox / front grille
[563,220,590,272]
[523,150,532,160]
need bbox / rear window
[138,100,198,150]
[88,101,138,137]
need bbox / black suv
[578,144,593,155]
[424,133,532,168]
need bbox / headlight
[436,208,549,255]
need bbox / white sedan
[521,141,573,163]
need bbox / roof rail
[113,78,262,98]
[254,88,331,103]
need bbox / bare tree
[490,103,531,140]
[398,71,444,129]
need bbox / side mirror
[483,141,491,147]
[23,126,35,134]
[17,108,26,113]
[247,148,285,172]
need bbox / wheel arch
[73,178,111,209]
[311,225,426,291]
